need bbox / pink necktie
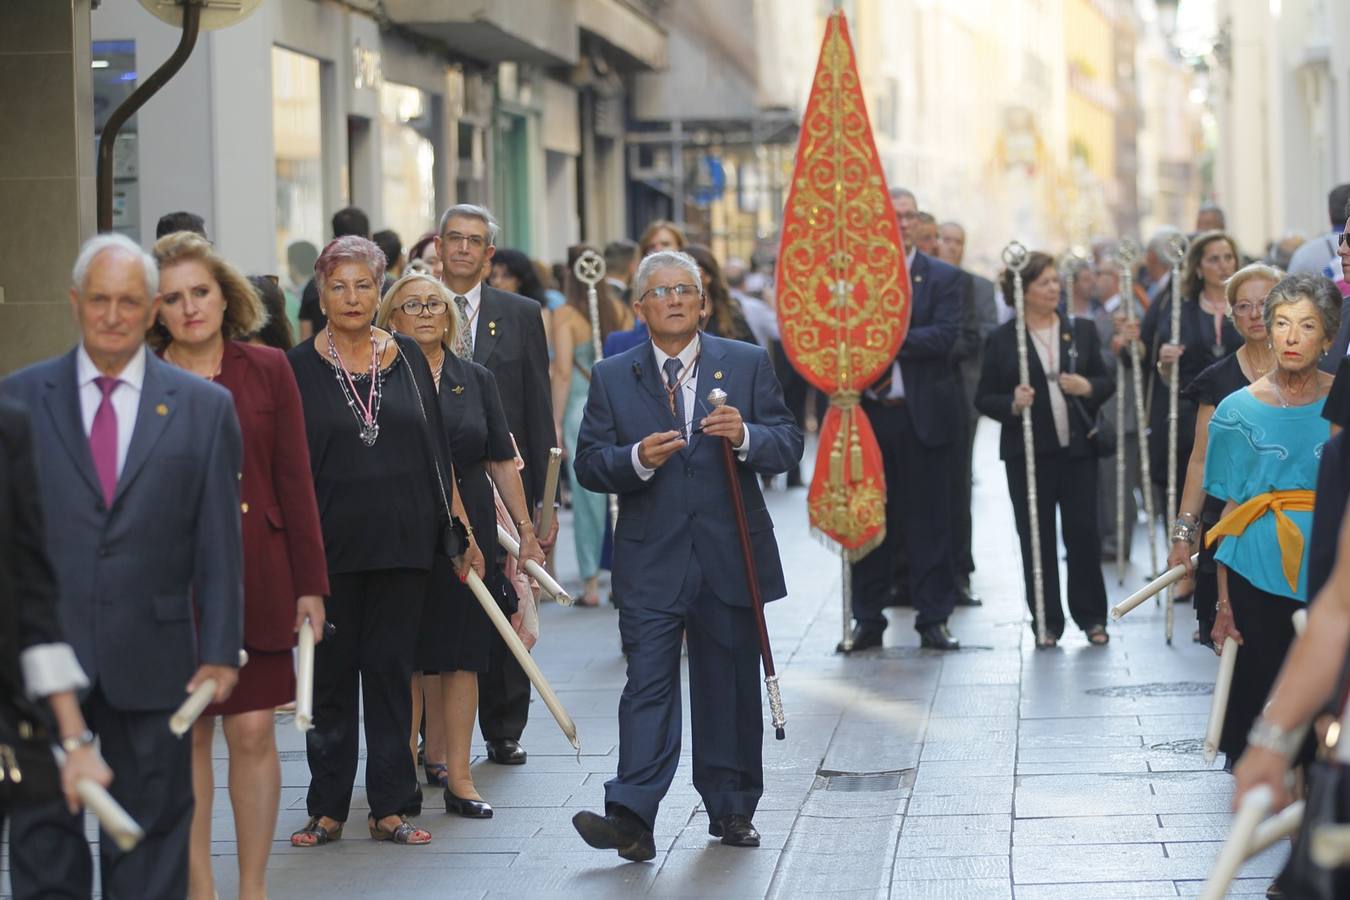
[89,376,119,505]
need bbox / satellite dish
[138,0,262,32]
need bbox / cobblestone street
[3,428,1281,898]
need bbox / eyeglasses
[1339,232,1350,248]
[441,232,487,250]
[1230,301,1261,318]
[399,298,449,316]
[640,283,701,303]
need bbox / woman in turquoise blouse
[1202,273,1341,764]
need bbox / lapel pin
[914,274,924,284]
[1062,333,1072,342]
[452,384,465,395]
[488,321,497,336]
[714,371,723,380]
[156,403,168,416]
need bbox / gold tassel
[848,411,863,480]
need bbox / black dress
[415,354,516,674]
[1182,352,1249,642]
[1140,295,1243,491]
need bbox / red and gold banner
[776,10,909,560]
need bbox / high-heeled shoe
[423,762,448,787]
[444,787,493,819]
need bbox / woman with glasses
[377,271,544,818]
[1166,265,1283,645]
[287,237,484,849]
[551,244,626,607]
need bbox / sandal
[423,762,449,787]
[291,816,343,847]
[369,815,431,845]
[1087,626,1109,646]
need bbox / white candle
[1203,636,1238,763]
[1248,800,1303,856]
[1110,554,1198,620]
[465,571,579,751]
[169,681,216,736]
[77,779,145,851]
[295,617,316,732]
[497,525,573,606]
[536,448,563,536]
[1200,785,1272,900]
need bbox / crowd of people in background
[9,173,1350,896]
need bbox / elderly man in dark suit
[2,234,243,899]
[569,250,802,861]
[436,203,555,765]
[841,188,970,653]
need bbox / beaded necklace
[325,326,382,446]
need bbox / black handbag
[0,691,60,810]
[1279,662,1350,898]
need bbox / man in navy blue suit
[570,250,803,861]
[841,187,971,653]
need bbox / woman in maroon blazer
[152,231,329,900]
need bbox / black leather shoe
[444,788,493,819]
[836,626,884,653]
[918,623,960,651]
[485,739,527,765]
[572,808,656,862]
[708,814,760,847]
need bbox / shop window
[273,45,323,310]
[380,82,438,248]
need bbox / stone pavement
[3,426,1284,897]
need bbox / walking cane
[1003,242,1048,647]
[1121,244,1160,602]
[1163,234,1190,645]
[1113,241,1139,586]
[709,388,786,739]
[573,250,621,531]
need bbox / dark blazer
[0,397,65,711]
[473,284,553,507]
[974,315,1116,461]
[573,334,803,609]
[1,349,244,711]
[216,341,328,652]
[895,252,969,448]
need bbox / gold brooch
[155,403,168,416]
[714,371,724,380]
[488,321,497,336]
[1062,333,1072,342]
[452,384,465,395]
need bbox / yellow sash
[1205,489,1315,593]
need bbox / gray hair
[1145,227,1183,260]
[1263,272,1342,340]
[437,203,500,246]
[633,250,703,301]
[71,233,158,296]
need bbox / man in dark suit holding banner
[2,234,243,899]
[569,250,803,861]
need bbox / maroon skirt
[204,648,294,717]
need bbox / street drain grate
[1150,738,1206,755]
[814,769,914,792]
[1084,682,1213,698]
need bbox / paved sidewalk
[3,426,1281,897]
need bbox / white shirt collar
[76,343,147,390]
[456,280,484,312]
[650,332,701,379]
[907,247,917,269]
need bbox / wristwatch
[60,729,96,754]
[1247,716,1302,759]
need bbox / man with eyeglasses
[434,203,555,767]
[570,250,802,861]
